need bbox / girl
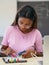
[1,5,43,58]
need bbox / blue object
[18,50,26,56]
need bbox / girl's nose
[21,24,26,29]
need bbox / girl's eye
[25,24,30,26]
[20,22,23,25]
[26,24,29,25]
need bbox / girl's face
[18,17,33,33]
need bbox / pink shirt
[1,26,43,54]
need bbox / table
[43,36,49,65]
[0,57,43,65]
[0,43,43,65]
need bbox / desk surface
[43,36,49,65]
[0,43,43,65]
[0,57,43,65]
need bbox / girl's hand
[1,47,16,56]
[22,49,36,58]
[1,50,10,55]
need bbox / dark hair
[11,5,37,29]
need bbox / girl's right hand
[1,47,16,56]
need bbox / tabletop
[0,57,43,65]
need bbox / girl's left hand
[22,49,36,58]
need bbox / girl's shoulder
[4,25,15,35]
[34,29,41,33]
[32,29,42,36]
[34,29,42,38]
[5,25,18,34]
[5,26,14,32]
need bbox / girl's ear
[32,21,37,29]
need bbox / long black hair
[11,5,37,29]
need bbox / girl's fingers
[1,51,8,55]
[22,53,26,58]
